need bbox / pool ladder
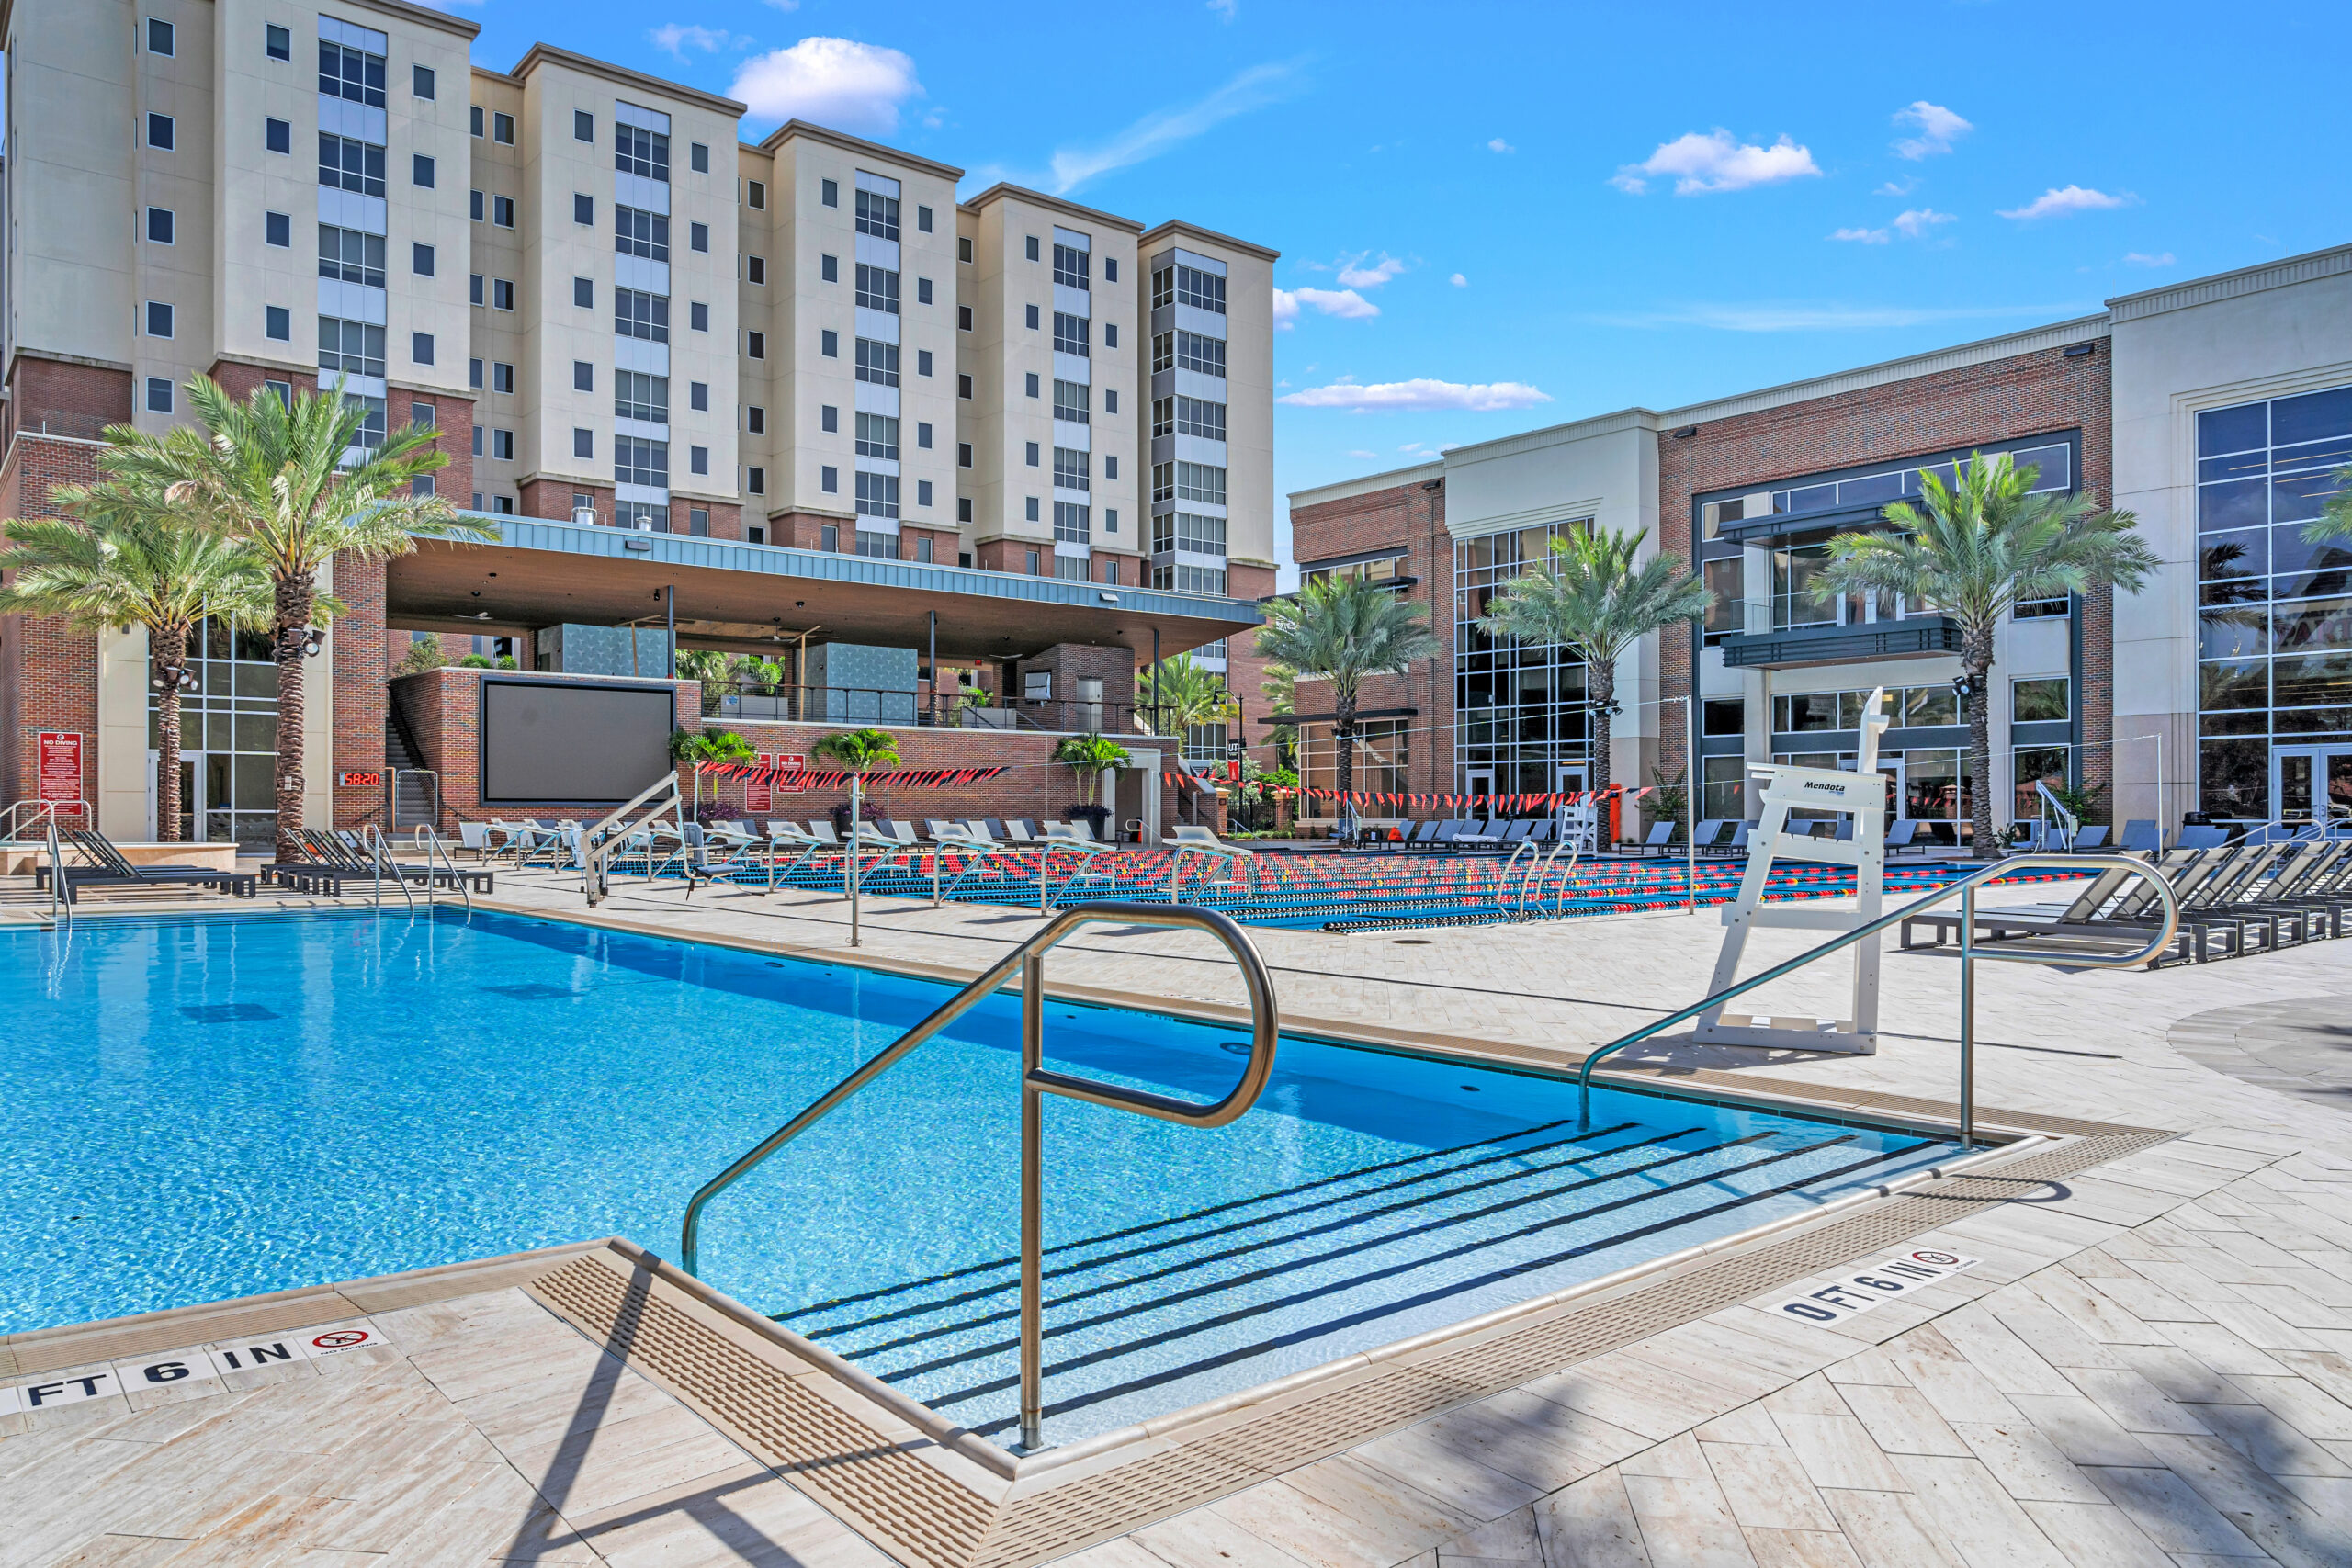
[677,900,1280,1452]
[1574,852,2181,1148]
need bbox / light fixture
[300,627,326,658]
[1952,672,1980,700]
[1672,425,1698,439]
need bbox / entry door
[146,751,202,840]
[2274,745,2352,831]
[1463,767,1495,817]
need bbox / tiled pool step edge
[520,1125,2167,1568]
[0,1236,605,1380]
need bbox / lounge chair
[47,829,257,903]
[2119,819,2159,853]
[2177,824,2230,850]
[2072,824,2110,852]
[1630,820,1678,857]
[1883,818,1927,858]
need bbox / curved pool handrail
[677,898,1280,1450]
[1572,852,2177,1146]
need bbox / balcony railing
[705,683,1179,736]
[1717,615,1962,670]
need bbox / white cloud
[1892,101,1972,160]
[1347,449,1377,459]
[1450,273,1468,288]
[2124,251,2177,267]
[1590,300,2083,333]
[1272,288,1379,327]
[1044,62,1302,193]
[1998,185,2135,220]
[1336,253,1407,288]
[650,24,748,61]
[1892,207,1957,239]
[1830,227,1890,244]
[1611,130,1821,195]
[1487,137,1514,154]
[730,38,922,134]
[1875,178,1918,197]
[1280,378,1551,412]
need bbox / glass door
[2273,746,2352,831]
[1463,766,1495,817]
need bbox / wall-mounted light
[1672,426,1698,439]
[300,628,326,658]
[2063,343,2096,358]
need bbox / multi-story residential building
[1290,243,2352,840]
[0,0,1275,840]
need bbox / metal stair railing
[582,771,685,906]
[1575,852,2179,1147]
[363,826,413,912]
[415,825,472,918]
[44,817,71,930]
[678,899,1279,1450]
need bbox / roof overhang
[386,515,1259,661]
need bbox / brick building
[1291,244,2352,840]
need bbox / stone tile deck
[9,868,2352,1567]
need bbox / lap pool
[4,908,1959,1446]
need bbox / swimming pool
[4,908,1959,1446]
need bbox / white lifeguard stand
[1558,797,1600,855]
[1694,687,1892,1055]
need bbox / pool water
[4,909,1955,1445]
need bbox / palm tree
[1144,652,1237,740]
[673,726,755,818]
[0,480,271,841]
[105,376,489,859]
[1052,732,1131,817]
[1259,661,1298,769]
[1254,574,1439,815]
[811,728,902,829]
[1476,525,1713,807]
[2304,463,2352,543]
[1815,451,2159,861]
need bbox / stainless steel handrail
[1575,852,2179,1145]
[582,771,684,906]
[44,818,70,930]
[419,826,471,918]
[365,826,414,911]
[678,899,1280,1451]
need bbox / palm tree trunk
[155,643,184,844]
[1964,630,1997,862]
[1589,662,1615,818]
[1333,692,1356,826]
[273,574,313,863]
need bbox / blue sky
[425,3,2347,563]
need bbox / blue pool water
[4,909,1956,1445]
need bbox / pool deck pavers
[9,868,2352,1568]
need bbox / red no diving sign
[1770,1247,1981,1325]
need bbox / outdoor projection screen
[480,680,674,806]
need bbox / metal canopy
[386,515,1260,660]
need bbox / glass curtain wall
[1456,523,1590,799]
[146,615,281,845]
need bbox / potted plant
[1053,732,1129,831]
[811,727,902,832]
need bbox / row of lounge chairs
[1900,838,2352,964]
[37,829,258,904]
[263,829,494,896]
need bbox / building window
[957,443,973,468]
[318,39,386,108]
[144,300,175,338]
[492,279,514,310]
[492,196,515,229]
[145,207,174,244]
[1054,380,1090,423]
[318,133,384,196]
[1026,443,1041,468]
[856,470,899,521]
[916,276,933,306]
[855,186,899,240]
[689,446,707,476]
[412,333,435,365]
[958,374,973,399]
[574,110,594,142]
[918,480,933,508]
[574,276,594,309]
[318,317,385,378]
[689,381,708,412]
[1025,235,1041,262]
[916,422,932,449]
[1104,324,1118,349]
[469,274,484,306]
[616,204,668,262]
[753,330,771,358]
[1056,555,1090,581]
[616,119,667,179]
[471,190,485,221]
[1150,461,1226,507]
[615,435,668,488]
[1299,721,1407,798]
[748,525,767,544]
[854,338,899,387]
[1151,262,1227,314]
[958,498,973,523]
[149,113,176,150]
[492,362,514,395]
[1053,243,1090,289]
[1027,547,1041,573]
[1025,498,1041,523]
[412,474,435,498]
[1025,372,1040,399]
[319,225,386,287]
[1152,563,1228,595]
[266,378,293,408]
[690,221,708,253]
[1105,389,1118,414]
[821,254,839,284]
[748,179,766,209]
[266,23,291,59]
[855,412,898,459]
[265,306,291,341]
[492,111,515,145]
[1702,557,1743,644]
[1053,447,1090,491]
[470,105,483,138]
[492,495,515,514]
[471,426,483,457]
[572,193,593,226]
[917,349,933,378]
[1026,303,1041,331]
[1102,558,1118,585]
[820,178,839,208]
[572,361,594,392]
[958,305,973,332]
[413,64,435,99]
[573,428,594,459]
[820,466,838,493]
[854,265,899,313]
[616,288,669,341]
[412,153,435,188]
[689,506,710,536]
[959,237,973,263]
[1152,330,1227,378]
[748,467,765,493]
[266,211,291,247]
[2012,677,2070,722]
[1152,512,1227,555]
[411,401,435,430]
[747,406,765,433]
[145,376,173,413]
[412,243,435,276]
[345,395,388,452]
[1104,509,1117,534]
[747,256,766,285]
[1054,502,1091,543]
[690,141,709,174]
[1151,395,1226,441]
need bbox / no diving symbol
[311,1330,368,1349]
